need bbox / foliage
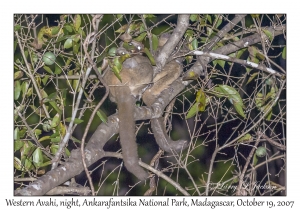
[14,14,286,196]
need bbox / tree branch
[154,15,189,75]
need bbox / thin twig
[236,132,262,195]
[106,152,190,196]
[80,15,106,196]
[258,132,286,151]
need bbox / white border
[3,1,299,209]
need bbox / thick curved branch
[14,104,161,195]
[151,117,189,153]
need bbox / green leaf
[116,24,127,33]
[55,35,72,43]
[14,140,24,152]
[185,29,194,37]
[44,92,57,103]
[255,92,264,108]
[206,15,212,24]
[51,26,60,36]
[21,142,34,162]
[43,66,54,74]
[235,48,247,59]
[14,157,23,171]
[191,38,198,50]
[238,133,252,142]
[108,47,117,57]
[215,16,223,29]
[14,105,24,121]
[50,132,59,138]
[207,27,213,37]
[262,29,273,41]
[33,148,44,168]
[54,63,62,74]
[216,59,225,68]
[38,135,51,142]
[190,14,198,22]
[30,51,39,66]
[51,137,61,143]
[14,71,24,80]
[265,86,277,101]
[219,85,244,105]
[77,27,86,38]
[26,87,33,97]
[128,22,142,33]
[73,14,81,32]
[196,89,206,111]
[14,81,21,100]
[256,51,265,60]
[143,48,156,65]
[266,109,272,121]
[252,154,258,166]
[112,56,122,70]
[282,46,286,59]
[134,32,147,42]
[14,40,18,52]
[65,117,84,124]
[64,24,73,33]
[233,101,246,118]
[40,89,48,98]
[64,38,73,49]
[21,81,29,99]
[14,127,20,141]
[51,143,68,156]
[65,148,71,157]
[261,103,273,116]
[50,145,59,155]
[73,42,80,54]
[24,158,34,171]
[71,136,81,143]
[246,72,259,84]
[183,71,199,80]
[117,14,123,21]
[212,85,245,118]
[51,113,60,128]
[14,24,21,32]
[71,34,81,43]
[143,14,156,19]
[49,101,62,114]
[40,161,52,168]
[19,127,27,138]
[42,75,49,85]
[186,102,199,119]
[152,34,159,51]
[251,14,260,18]
[97,110,107,123]
[245,65,252,73]
[34,129,42,138]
